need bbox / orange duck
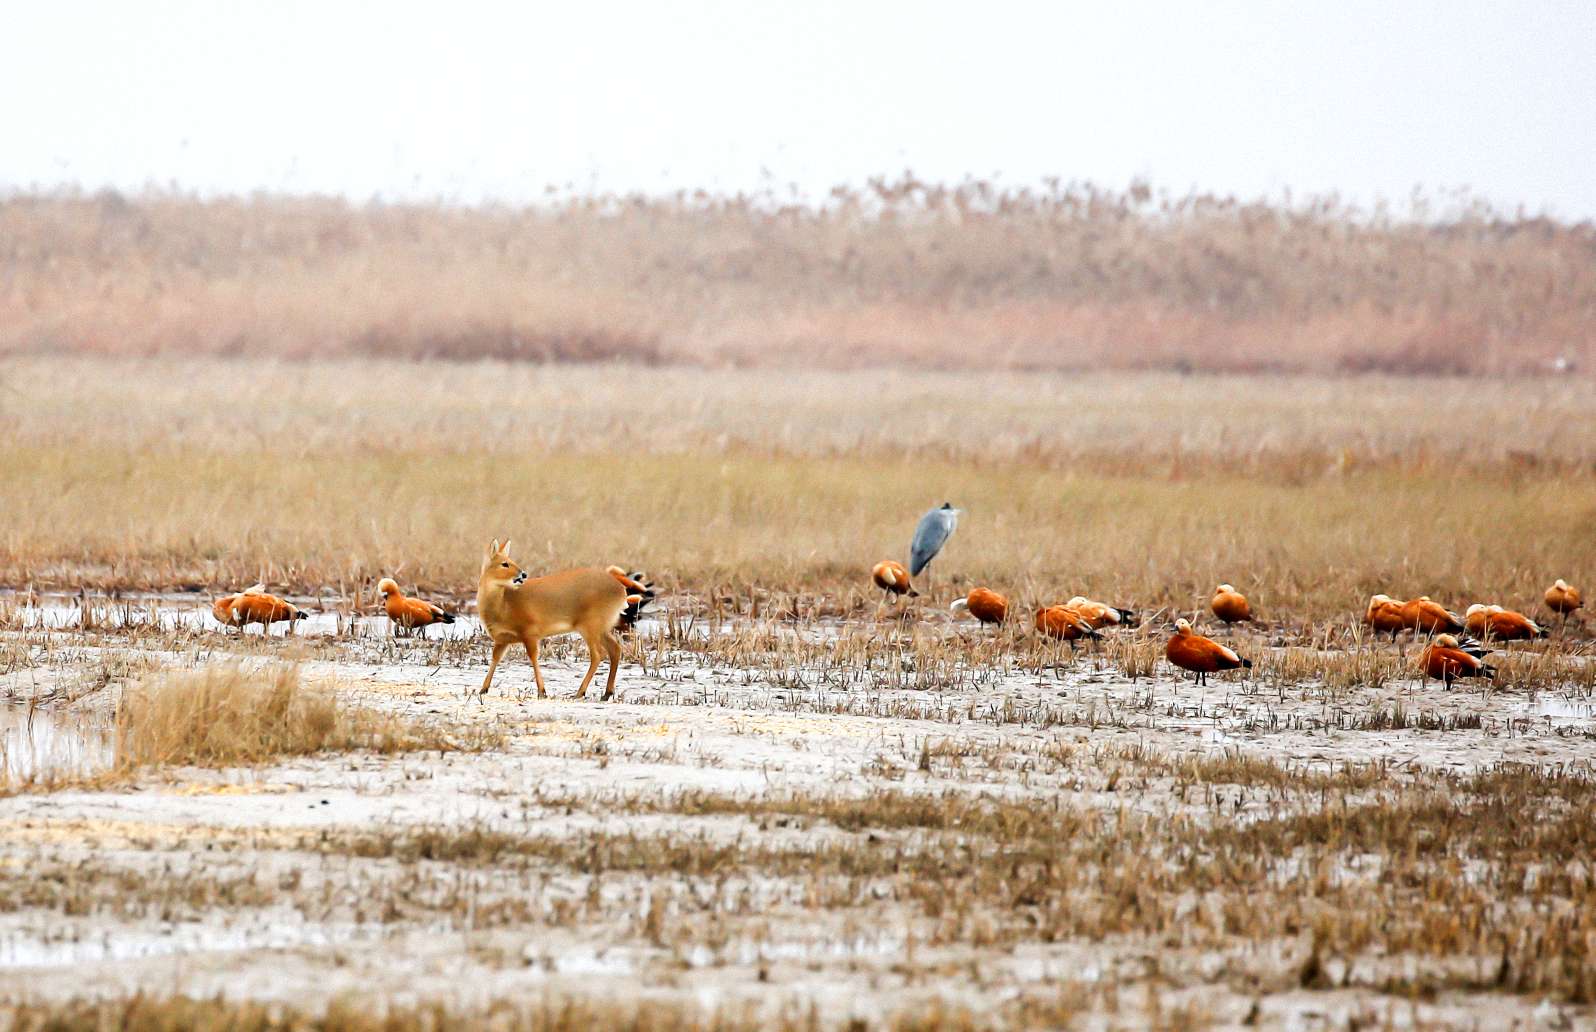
[1065,596,1136,629]
[1209,584,1253,624]
[871,560,917,602]
[1035,604,1100,648]
[1545,579,1583,621]
[376,578,457,635]
[211,583,265,627]
[1166,619,1251,686]
[1364,594,1408,640]
[1418,634,1496,687]
[225,590,308,632]
[1401,596,1464,635]
[951,587,1007,625]
[1464,604,1545,642]
[606,566,657,631]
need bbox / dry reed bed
[3,360,1593,627]
[3,183,1594,375]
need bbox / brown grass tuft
[113,663,495,771]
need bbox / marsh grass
[113,663,499,772]
[4,184,1593,376]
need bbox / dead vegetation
[3,183,1593,376]
[2,358,1593,630]
[2,662,499,793]
[114,663,500,771]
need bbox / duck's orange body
[1035,604,1097,644]
[377,578,456,634]
[1364,595,1407,638]
[1166,619,1251,685]
[1402,596,1463,635]
[1546,579,1583,618]
[228,591,307,630]
[1210,584,1253,624]
[476,539,630,701]
[1418,635,1495,686]
[871,560,916,599]
[1465,604,1544,642]
[1065,596,1134,629]
[211,583,265,626]
[952,587,1007,624]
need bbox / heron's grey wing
[909,511,952,575]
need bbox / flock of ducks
[201,488,1585,695]
[211,579,458,634]
[207,567,1581,691]
[878,568,1584,688]
[869,504,1585,688]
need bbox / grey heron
[909,502,961,578]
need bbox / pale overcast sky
[4,1,1593,216]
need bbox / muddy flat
[3,601,1594,1029]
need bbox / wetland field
[1,355,1594,1029]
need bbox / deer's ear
[486,538,501,561]
[500,539,512,556]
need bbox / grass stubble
[2,757,1592,1027]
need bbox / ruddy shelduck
[1165,619,1251,686]
[477,539,631,701]
[1034,604,1100,647]
[871,560,917,601]
[1364,594,1408,639]
[606,566,657,631]
[1065,596,1136,630]
[950,587,1007,625]
[1401,596,1464,635]
[376,578,457,636]
[1418,634,1496,687]
[211,583,265,627]
[1545,579,1583,619]
[1209,584,1253,624]
[1464,604,1545,642]
[220,588,308,632]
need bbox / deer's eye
[501,562,510,568]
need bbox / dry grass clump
[3,183,1593,375]
[114,663,495,771]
